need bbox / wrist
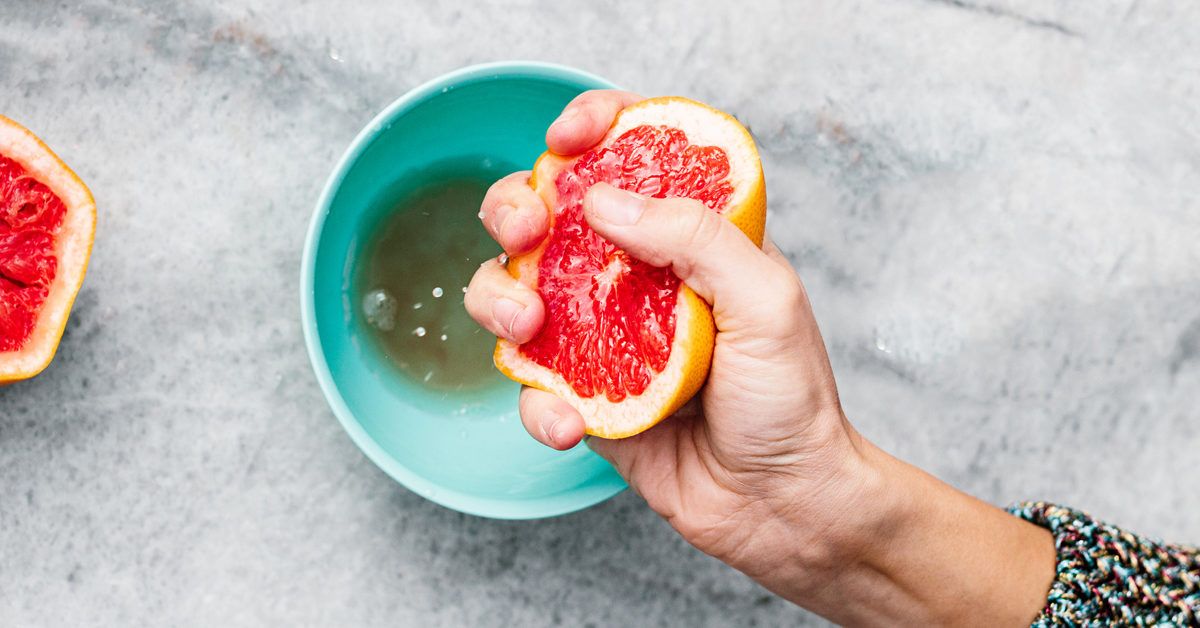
[742,429,1054,627]
[728,417,892,604]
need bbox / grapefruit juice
[353,161,508,394]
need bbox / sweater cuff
[1007,501,1200,626]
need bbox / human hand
[464,90,1054,627]
[464,88,851,563]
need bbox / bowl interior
[304,63,626,519]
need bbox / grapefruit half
[495,97,766,438]
[0,116,96,383]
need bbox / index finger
[546,90,644,156]
[480,171,548,256]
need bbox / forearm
[837,443,1055,626]
[747,432,1055,627]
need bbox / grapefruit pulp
[0,116,96,383]
[495,97,766,438]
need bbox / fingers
[479,171,549,255]
[546,90,644,156]
[463,258,544,344]
[582,183,798,333]
[518,387,585,450]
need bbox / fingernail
[589,185,646,226]
[543,416,563,447]
[551,421,573,447]
[491,297,525,341]
[491,204,515,234]
[498,210,531,247]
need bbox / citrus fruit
[494,97,766,438]
[0,116,96,383]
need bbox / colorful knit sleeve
[1008,502,1200,626]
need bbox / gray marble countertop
[3,1,1198,625]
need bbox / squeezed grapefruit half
[495,97,766,438]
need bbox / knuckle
[482,172,528,211]
[482,177,507,204]
[463,264,502,314]
[480,189,506,221]
[760,271,809,333]
[667,203,724,274]
[679,203,724,251]
[462,282,489,319]
[772,269,806,307]
[575,89,608,108]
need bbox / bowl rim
[300,61,626,520]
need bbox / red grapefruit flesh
[521,125,734,402]
[0,155,69,351]
[0,116,96,383]
[495,97,766,438]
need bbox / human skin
[462,90,1056,627]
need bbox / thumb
[583,183,789,329]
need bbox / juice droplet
[413,326,426,337]
[477,211,485,220]
[432,287,444,298]
[413,302,423,310]
[461,286,468,294]
[362,289,398,331]
[440,334,448,341]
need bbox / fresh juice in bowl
[301,62,627,519]
[353,156,511,398]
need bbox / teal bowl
[300,62,627,519]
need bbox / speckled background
[1,1,1198,626]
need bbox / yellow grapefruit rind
[494,97,766,439]
[0,116,97,383]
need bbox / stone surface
[1,1,1198,625]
